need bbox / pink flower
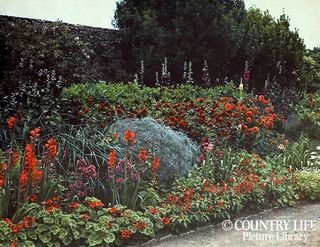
[203,143,213,153]
[116,177,124,184]
[198,154,205,162]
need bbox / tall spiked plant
[0,118,62,221]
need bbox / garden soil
[142,202,320,247]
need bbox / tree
[243,9,305,89]
[114,0,247,85]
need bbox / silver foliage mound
[109,117,199,181]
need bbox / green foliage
[283,135,311,170]
[244,8,305,89]
[295,169,320,201]
[160,149,296,231]
[294,91,320,139]
[0,200,161,246]
[114,0,247,83]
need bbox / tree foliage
[114,1,308,90]
[114,0,247,84]
[243,9,305,89]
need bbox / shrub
[108,117,199,181]
[295,169,320,201]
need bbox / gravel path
[143,202,320,247]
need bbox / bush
[295,169,320,201]
[108,117,199,181]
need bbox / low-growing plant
[0,198,165,246]
[294,169,320,201]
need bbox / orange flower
[246,117,252,123]
[24,144,37,170]
[10,240,17,247]
[138,148,148,161]
[7,116,15,129]
[45,138,57,159]
[250,126,259,133]
[124,130,136,144]
[245,110,253,118]
[68,202,79,209]
[20,143,42,187]
[133,221,148,230]
[30,127,41,138]
[121,229,133,239]
[108,149,117,168]
[224,103,234,111]
[87,200,104,209]
[152,156,160,173]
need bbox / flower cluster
[66,159,97,200]
[42,196,62,212]
[3,216,35,233]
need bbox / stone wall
[0,15,123,82]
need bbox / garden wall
[0,15,123,82]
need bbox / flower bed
[1,83,320,246]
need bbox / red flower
[108,149,117,168]
[224,103,234,111]
[148,208,159,215]
[160,217,170,225]
[109,207,121,216]
[124,130,136,144]
[45,138,57,159]
[46,205,60,212]
[68,202,79,209]
[7,116,15,129]
[260,182,267,189]
[196,98,205,103]
[246,111,253,118]
[152,156,160,173]
[30,127,41,138]
[20,143,42,187]
[10,240,17,247]
[138,148,148,161]
[87,200,104,209]
[217,200,225,207]
[82,214,89,220]
[133,221,148,230]
[250,126,259,133]
[83,107,89,113]
[121,229,133,239]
